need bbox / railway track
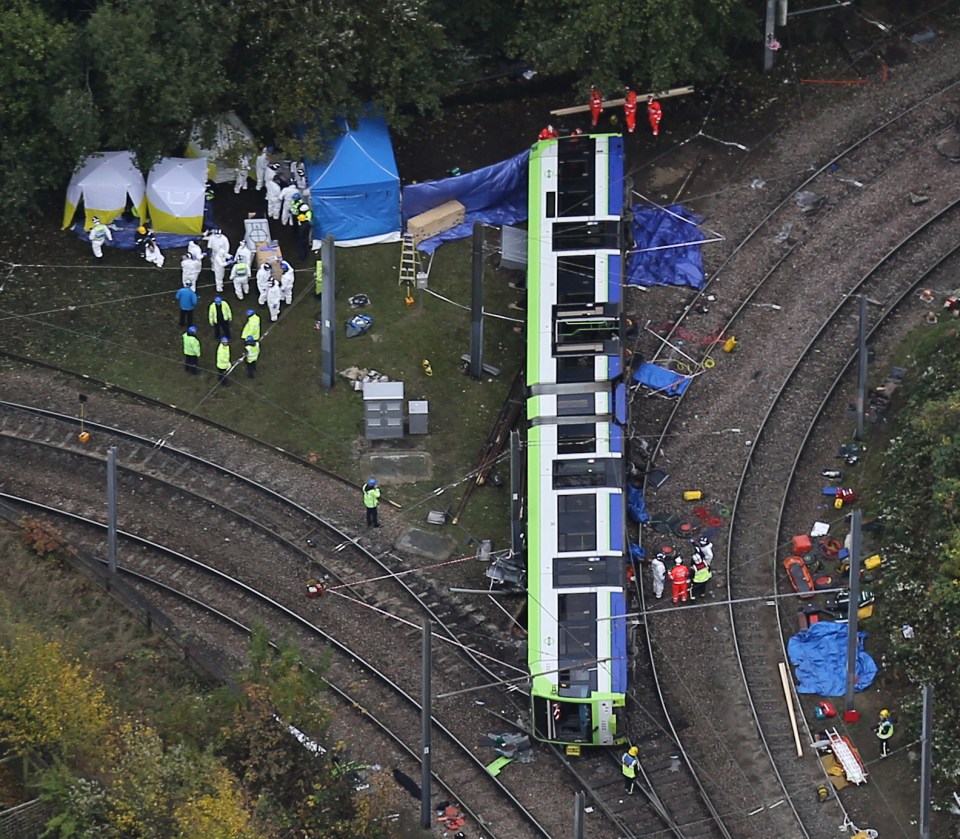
[0,490,547,839]
[626,75,960,838]
[0,400,649,839]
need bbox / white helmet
[675,557,683,565]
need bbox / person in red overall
[623,88,637,134]
[647,96,663,136]
[538,125,559,141]
[667,557,690,604]
[589,87,603,128]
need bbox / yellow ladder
[398,234,419,304]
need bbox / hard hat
[137,226,147,234]
[369,477,377,485]
[698,536,710,545]
[187,326,198,334]
[213,227,221,234]
[220,337,229,344]
[293,192,301,199]
[246,309,255,316]
[547,125,554,131]
[628,746,638,756]
[879,709,890,719]
[214,296,222,303]
[675,556,683,564]
[246,336,255,344]
[92,216,100,224]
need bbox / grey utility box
[364,381,404,439]
[408,400,429,435]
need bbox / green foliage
[507,0,757,91]
[0,627,112,761]
[870,325,960,803]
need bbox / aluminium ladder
[826,728,867,784]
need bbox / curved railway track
[0,491,547,839]
[626,74,960,838]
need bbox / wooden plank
[550,85,695,117]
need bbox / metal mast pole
[855,294,868,440]
[843,511,861,718]
[421,617,432,829]
[469,223,484,379]
[320,235,336,390]
[919,683,933,839]
[107,446,118,575]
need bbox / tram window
[555,316,618,346]
[557,495,596,552]
[553,458,620,489]
[552,220,619,251]
[556,356,596,384]
[554,556,621,587]
[556,256,595,304]
[557,423,596,454]
[557,393,594,416]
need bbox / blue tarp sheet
[633,363,693,397]
[71,215,212,251]
[401,150,530,254]
[787,622,878,696]
[306,111,401,244]
[627,204,705,289]
[627,485,650,524]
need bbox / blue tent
[307,114,401,247]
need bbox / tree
[0,628,112,762]
[508,0,755,92]
[0,1,96,218]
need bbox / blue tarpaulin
[401,151,530,254]
[71,215,212,251]
[627,204,705,289]
[627,485,650,524]
[787,622,878,696]
[633,363,693,397]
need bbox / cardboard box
[407,200,465,245]
[255,240,283,280]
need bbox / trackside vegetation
[0,529,389,838]
[867,323,960,806]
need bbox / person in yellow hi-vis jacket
[362,478,381,528]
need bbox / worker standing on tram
[621,746,640,795]
[589,87,603,127]
[623,87,638,134]
[668,556,690,604]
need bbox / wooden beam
[550,85,695,117]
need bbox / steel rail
[721,203,960,835]
[0,490,552,839]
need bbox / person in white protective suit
[279,258,295,305]
[88,217,113,259]
[144,239,165,268]
[230,259,251,300]
[187,238,205,265]
[180,253,202,291]
[255,148,270,190]
[265,178,282,220]
[204,228,231,263]
[266,278,283,321]
[279,183,298,226]
[256,262,274,305]
[234,153,251,193]
[294,162,308,193]
[211,249,231,292]
[234,239,252,266]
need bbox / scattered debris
[935,136,960,162]
[750,177,766,190]
[349,293,371,308]
[339,366,392,391]
[835,176,864,188]
[908,27,937,44]
[908,192,930,205]
[794,190,825,213]
[772,221,793,244]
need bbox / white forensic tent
[62,151,146,230]
[185,111,256,184]
[146,157,207,235]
